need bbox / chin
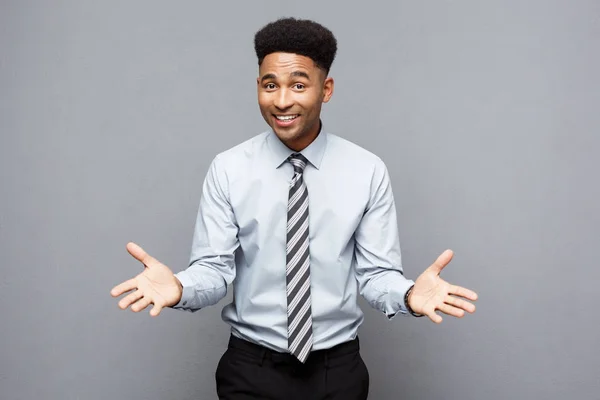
[273,127,301,142]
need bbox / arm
[173,155,239,311]
[354,159,478,324]
[354,159,414,319]
[110,155,239,315]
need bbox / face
[257,52,334,151]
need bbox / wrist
[172,275,184,306]
[405,284,424,317]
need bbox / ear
[322,77,334,103]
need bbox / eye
[293,83,305,90]
[264,83,277,90]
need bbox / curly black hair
[254,17,337,74]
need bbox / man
[111,17,478,399]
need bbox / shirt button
[183,301,187,306]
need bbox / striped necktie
[286,153,313,363]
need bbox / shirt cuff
[386,278,415,320]
[172,271,197,310]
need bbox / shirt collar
[267,120,327,170]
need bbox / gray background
[1,1,599,399]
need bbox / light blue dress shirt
[173,125,415,353]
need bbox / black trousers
[215,335,370,400]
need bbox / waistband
[227,334,360,365]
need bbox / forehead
[259,52,318,76]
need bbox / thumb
[429,249,454,274]
[126,242,155,268]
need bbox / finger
[126,242,156,267]
[429,249,454,274]
[117,289,144,310]
[445,295,476,313]
[437,303,465,318]
[111,279,137,297]
[449,284,478,301]
[149,303,163,317]
[425,308,443,324]
[130,296,152,313]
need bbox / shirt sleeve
[172,155,239,311]
[354,158,415,319]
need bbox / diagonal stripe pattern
[286,153,313,363]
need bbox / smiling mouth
[274,114,299,122]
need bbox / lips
[273,114,300,127]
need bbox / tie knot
[288,153,308,174]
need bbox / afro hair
[254,17,337,74]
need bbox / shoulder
[213,131,269,165]
[325,133,394,201]
[205,131,270,177]
[325,133,387,170]
[201,132,269,193]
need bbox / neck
[285,120,322,152]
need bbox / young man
[111,17,478,399]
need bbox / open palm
[408,249,478,323]
[110,242,182,316]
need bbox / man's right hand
[110,242,183,316]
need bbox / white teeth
[276,115,298,121]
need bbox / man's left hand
[408,249,478,323]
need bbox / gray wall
[1,1,598,399]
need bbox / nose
[274,88,293,110]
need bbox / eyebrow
[260,73,277,82]
[290,71,310,80]
[260,71,311,83]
